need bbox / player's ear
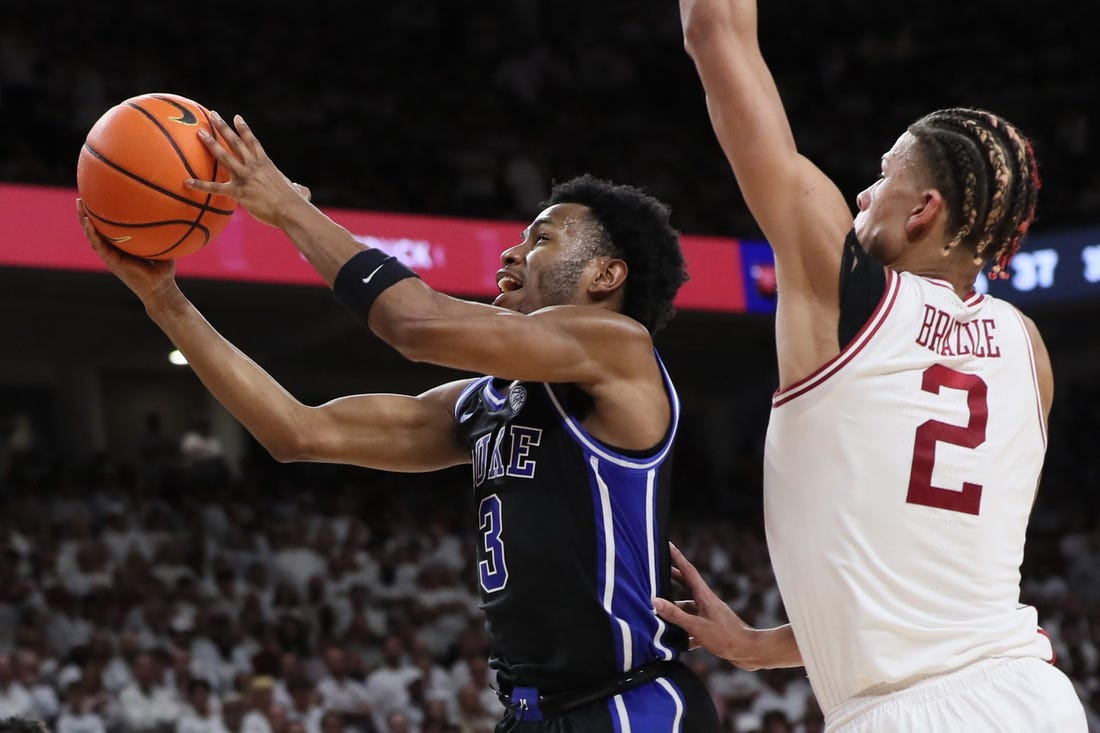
[589,257,628,295]
[905,189,946,241]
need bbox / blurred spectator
[117,652,179,732]
[176,678,227,733]
[284,674,324,733]
[318,711,346,733]
[409,648,454,717]
[363,637,419,733]
[179,416,230,488]
[241,676,280,733]
[220,695,246,733]
[103,505,153,565]
[191,611,251,697]
[382,711,410,733]
[54,678,109,733]
[0,717,47,733]
[749,669,811,723]
[11,650,56,724]
[316,647,372,733]
[453,685,495,733]
[0,657,32,719]
[760,708,794,732]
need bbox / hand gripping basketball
[185,111,311,230]
[76,93,237,260]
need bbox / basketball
[76,93,237,260]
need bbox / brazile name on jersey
[915,304,1002,358]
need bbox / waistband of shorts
[826,657,1031,730]
[498,659,683,719]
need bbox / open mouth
[497,274,523,293]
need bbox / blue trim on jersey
[454,376,493,419]
[588,454,677,677]
[606,676,685,732]
[483,380,508,408]
[544,352,680,470]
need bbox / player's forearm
[679,0,793,172]
[273,195,365,288]
[680,0,757,56]
[734,624,803,670]
[142,286,309,461]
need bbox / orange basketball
[76,93,238,259]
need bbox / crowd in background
[0,397,1098,733]
[1,1,1097,240]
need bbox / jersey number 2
[478,494,508,592]
[906,364,988,516]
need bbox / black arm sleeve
[837,230,887,349]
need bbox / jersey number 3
[906,364,988,516]
[478,494,509,592]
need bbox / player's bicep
[372,282,648,385]
[427,305,649,385]
[298,380,473,473]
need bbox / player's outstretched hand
[185,111,311,229]
[654,542,766,670]
[77,199,178,304]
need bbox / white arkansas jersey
[764,269,1053,715]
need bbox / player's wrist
[142,281,187,318]
[332,248,420,328]
[268,187,316,231]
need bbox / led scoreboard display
[977,226,1100,307]
[1,182,1097,313]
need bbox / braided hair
[907,108,1041,279]
[542,174,688,334]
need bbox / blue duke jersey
[454,360,686,697]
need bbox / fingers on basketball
[76,93,237,260]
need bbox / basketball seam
[80,142,219,258]
[81,202,213,258]
[80,143,235,217]
[127,97,233,256]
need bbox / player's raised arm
[679,0,855,383]
[78,202,470,474]
[188,120,676,391]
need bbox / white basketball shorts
[825,656,1087,732]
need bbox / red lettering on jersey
[981,319,1001,357]
[968,321,986,357]
[940,322,956,356]
[930,310,952,353]
[916,305,937,347]
[954,320,971,356]
[915,308,998,359]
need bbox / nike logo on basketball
[362,263,386,284]
[158,97,198,126]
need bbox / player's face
[853,132,928,266]
[494,203,601,313]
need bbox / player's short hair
[542,174,688,334]
[908,107,1040,279]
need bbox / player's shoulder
[529,305,656,360]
